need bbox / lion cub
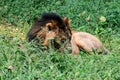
[71,31,109,55]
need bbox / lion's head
[27,12,72,49]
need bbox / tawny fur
[62,17,109,54]
[43,31,56,46]
[71,31,109,55]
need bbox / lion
[27,12,109,54]
[27,12,72,49]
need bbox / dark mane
[39,12,63,25]
[27,12,65,41]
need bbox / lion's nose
[61,39,65,43]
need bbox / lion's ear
[46,23,52,31]
[63,17,71,25]
[46,23,52,27]
[63,17,72,37]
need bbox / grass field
[0,0,120,80]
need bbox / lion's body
[71,31,109,54]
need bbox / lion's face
[36,21,67,47]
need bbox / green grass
[0,20,120,80]
[0,0,120,80]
